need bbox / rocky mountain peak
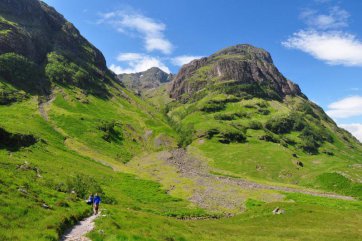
[169,44,303,101]
[211,44,273,64]
[118,67,173,94]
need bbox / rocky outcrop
[118,67,173,94]
[0,0,115,97]
[170,44,303,101]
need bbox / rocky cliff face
[0,0,115,98]
[118,67,173,94]
[170,44,303,101]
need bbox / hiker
[93,193,101,215]
[86,193,94,205]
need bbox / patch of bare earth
[60,214,99,241]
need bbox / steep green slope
[0,1,361,241]
[167,44,362,199]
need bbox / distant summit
[170,44,303,101]
[118,67,173,94]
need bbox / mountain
[118,67,173,94]
[164,43,362,197]
[170,44,303,102]
[0,0,122,103]
[0,1,362,241]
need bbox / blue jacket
[94,196,101,205]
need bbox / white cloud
[326,96,362,118]
[109,53,170,74]
[300,6,349,30]
[282,30,362,66]
[99,11,173,54]
[171,55,203,66]
[283,6,362,67]
[339,123,362,142]
[116,53,143,61]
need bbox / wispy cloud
[339,123,362,142]
[300,6,349,30]
[283,31,362,66]
[109,52,170,74]
[99,11,173,54]
[326,96,362,118]
[283,5,362,67]
[171,55,203,66]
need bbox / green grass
[88,196,362,241]
[1,11,361,239]
[167,93,362,196]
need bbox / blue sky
[43,0,362,141]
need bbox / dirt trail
[60,213,99,241]
[38,93,56,121]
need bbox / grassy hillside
[0,1,361,241]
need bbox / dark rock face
[118,67,173,94]
[0,0,106,67]
[170,44,303,101]
[0,0,114,97]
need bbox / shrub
[176,123,194,148]
[205,127,246,144]
[248,121,263,130]
[200,101,226,112]
[219,130,246,144]
[265,115,294,134]
[200,96,240,113]
[258,108,270,115]
[290,112,307,131]
[297,102,319,119]
[0,53,44,93]
[214,111,249,120]
[66,174,103,199]
[259,131,280,143]
[97,120,123,143]
[206,128,220,139]
[0,127,37,151]
[0,87,28,105]
[298,135,319,154]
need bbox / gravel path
[60,213,99,241]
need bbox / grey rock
[117,67,173,94]
[169,44,304,101]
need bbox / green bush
[298,126,333,154]
[248,121,263,130]
[175,123,194,148]
[219,130,246,144]
[205,126,246,144]
[66,174,103,199]
[214,111,249,120]
[0,53,44,93]
[0,86,28,105]
[200,96,240,113]
[259,131,280,143]
[297,102,319,119]
[45,52,109,98]
[265,115,294,134]
[200,101,226,112]
[257,108,270,115]
[298,135,319,154]
[97,120,123,143]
